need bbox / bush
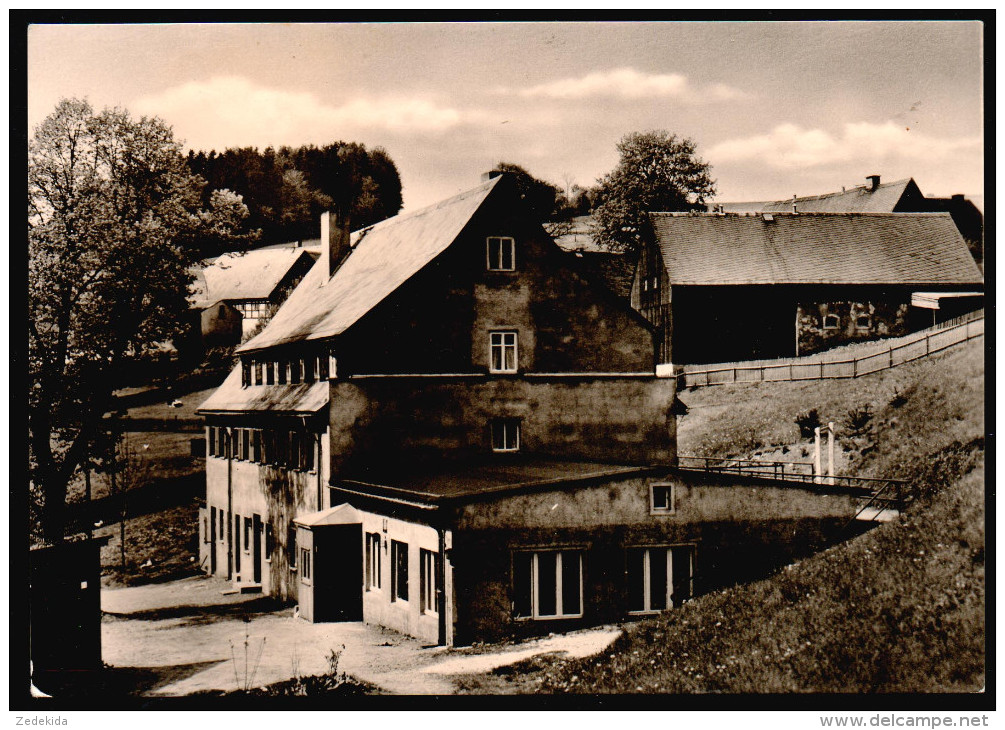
[795,408,821,439]
[846,404,874,436]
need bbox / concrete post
[827,422,836,486]
[814,426,822,485]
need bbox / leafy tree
[492,162,561,223]
[28,98,253,543]
[593,130,716,252]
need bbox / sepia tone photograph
[22,15,987,711]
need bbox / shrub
[795,409,821,439]
[846,404,874,436]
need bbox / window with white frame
[300,546,311,584]
[391,540,409,602]
[486,236,516,271]
[208,427,217,457]
[627,545,695,613]
[244,517,252,553]
[491,419,521,452]
[489,331,518,373]
[856,314,871,329]
[365,532,382,591]
[420,549,439,615]
[823,314,840,330]
[513,549,583,620]
[650,483,676,514]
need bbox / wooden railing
[679,310,983,389]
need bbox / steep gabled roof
[237,176,503,353]
[189,248,317,308]
[649,212,984,286]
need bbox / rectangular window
[288,526,297,570]
[254,361,263,386]
[242,360,251,387]
[234,514,242,573]
[302,434,315,472]
[251,429,261,463]
[304,356,315,383]
[823,314,840,330]
[650,484,676,514]
[513,549,583,620]
[628,545,695,613]
[486,236,516,271]
[278,359,287,384]
[266,361,275,385]
[489,331,518,373]
[300,547,311,584]
[219,510,225,541]
[365,532,382,591]
[208,427,217,457]
[856,315,871,329]
[241,429,250,461]
[391,540,409,603]
[218,428,228,458]
[243,517,252,553]
[290,358,302,384]
[319,353,329,381]
[491,419,521,452]
[420,549,439,615]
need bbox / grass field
[459,339,986,694]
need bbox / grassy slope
[460,340,986,694]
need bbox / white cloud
[131,76,482,149]
[512,67,747,102]
[709,121,982,170]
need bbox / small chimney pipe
[867,175,881,191]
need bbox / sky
[27,21,985,213]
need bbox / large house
[632,211,984,366]
[198,173,867,645]
[189,246,318,345]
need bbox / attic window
[823,314,840,330]
[487,237,516,271]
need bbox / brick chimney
[320,210,351,278]
[866,175,881,191]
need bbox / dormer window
[489,331,518,373]
[486,236,515,271]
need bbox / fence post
[790,363,794,380]
[814,427,822,485]
[926,334,930,356]
[889,347,894,369]
[733,367,737,383]
[852,357,857,378]
[820,362,824,380]
[827,422,836,486]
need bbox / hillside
[459,339,986,694]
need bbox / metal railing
[679,310,983,389]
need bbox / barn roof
[190,248,317,308]
[196,366,328,415]
[237,176,503,353]
[649,212,984,286]
[714,178,917,215]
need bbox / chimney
[867,175,881,191]
[951,194,965,203]
[320,210,351,278]
[792,203,799,214]
[481,170,506,182]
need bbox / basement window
[823,314,840,330]
[513,549,584,620]
[391,540,409,603]
[650,484,676,514]
[486,236,516,271]
[420,549,440,615]
[856,315,872,329]
[491,419,521,452]
[627,544,695,613]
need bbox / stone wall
[796,300,909,356]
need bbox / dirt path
[101,575,621,696]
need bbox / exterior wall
[796,300,909,356]
[449,474,861,644]
[201,303,243,347]
[357,509,446,645]
[203,421,328,601]
[329,376,676,474]
[631,238,672,364]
